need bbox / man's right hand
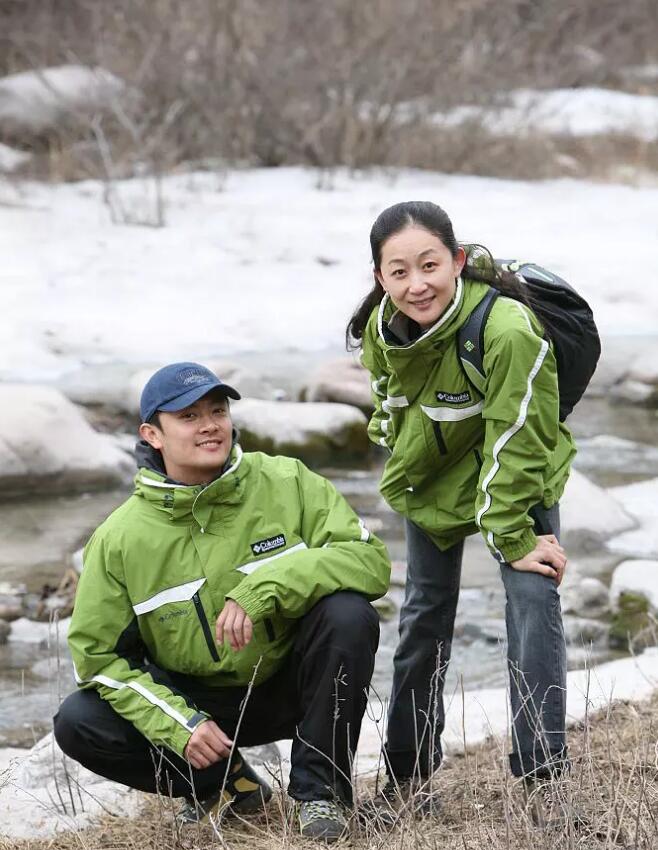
[184,720,233,769]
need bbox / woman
[347,201,575,804]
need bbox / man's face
[139,389,233,485]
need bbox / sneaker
[298,799,347,843]
[177,753,272,824]
[522,777,590,832]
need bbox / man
[54,362,390,843]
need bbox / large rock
[610,560,658,612]
[607,478,658,559]
[0,385,131,498]
[559,469,636,550]
[560,575,610,618]
[300,358,373,412]
[610,343,658,407]
[232,399,369,465]
[0,65,126,143]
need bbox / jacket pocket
[133,577,219,663]
[432,421,448,455]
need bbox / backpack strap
[457,287,499,395]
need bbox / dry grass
[5,691,657,850]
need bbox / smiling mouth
[411,296,435,307]
[197,440,222,448]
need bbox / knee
[53,691,87,759]
[504,568,560,621]
[313,591,380,643]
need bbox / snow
[610,560,658,611]
[0,65,125,136]
[607,477,658,558]
[0,142,30,173]
[438,88,658,141]
[2,167,658,383]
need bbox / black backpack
[457,261,601,421]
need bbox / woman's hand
[215,600,253,651]
[510,534,567,584]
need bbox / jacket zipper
[192,593,220,662]
[264,618,275,642]
[432,421,448,455]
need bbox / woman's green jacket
[360,276,576,563]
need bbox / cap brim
[158,381,241,413]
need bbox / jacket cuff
[168,711,209,757]
[495,528,538,564]
[225,584,271,623]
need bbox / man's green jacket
[68,448,390,757]
[360,273,576,564]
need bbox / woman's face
[376,226,465,329]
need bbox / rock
[561,576,610,618]
[607,478,658,559]
[563,616,608,647]
[371,595,397,621]
[300,358,373,412]
[0,620,10,644]
[559,469,636,550]
[0,65,127,143]
[610,560,658,612]
[8,616,70,648]
[625,344,658,387]
[609,592,651,650]
[0,385,132,498]
[0,604,22,622]
[232,399,369,465]
[609,379,658,407]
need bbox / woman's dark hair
[345,201,531,348]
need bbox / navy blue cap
[140,362,240,423]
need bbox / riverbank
[2,656,656,850]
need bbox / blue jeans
[385,505,567,779]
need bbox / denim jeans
[385,505,567,780]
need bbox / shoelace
[302,800,344,822]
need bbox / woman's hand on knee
[510,534,567,584]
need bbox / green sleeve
[475,306,560,563]
[67,533,208,756]
[226,462,391,620]
[360,326,393,450]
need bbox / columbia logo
[463,340,475,352]
[251,534,286,555]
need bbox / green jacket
[67,448,390,756]
[360,274,576,563]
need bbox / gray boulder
[561,576,610,618]
[0,385,131,498]
[300,358,373,412]
[560,469,636,550]
[232,398,369,465]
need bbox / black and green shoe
[178,753,272,824]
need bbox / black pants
[54,591,379,804]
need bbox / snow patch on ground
[607,478,658,558]
[2,167,658,382]
[438,88,658,141]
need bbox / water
[0,389,656,747]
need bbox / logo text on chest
[251,534,286,555]
[436,390,472,404]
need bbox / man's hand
[184,719,233,769]
[510,534,567,585]
[215,599,253,651]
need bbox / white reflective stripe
[420,401,484,422]
[358,519,370,542]
[236,542,308,575]
[382,394,408,412]
[133,578,206,615]
[381,418,389,434]
[475,334,550,552]
[379,437,388,447]
[377,279,464,345]
[371,377,387,397]
[75,669,192,729]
